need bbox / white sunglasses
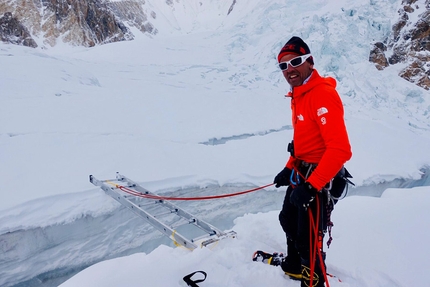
[279,54,312,71]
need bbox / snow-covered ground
[1,0,429,286]
[59,187,430,287]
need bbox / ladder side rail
[90,175,198,250]
[117,174,225,237]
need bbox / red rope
[308,198,319,287]
[117,183,274,201]
[308,195,330,287]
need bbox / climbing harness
[290,161,354,287]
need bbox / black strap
[183,271,207,287]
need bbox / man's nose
[285,63,296,72]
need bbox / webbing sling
[183,271,207,287]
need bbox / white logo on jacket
[317,107,328,116]
[297,114,304,121]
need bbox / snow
[1,0,429,286]
[58,187,430,287]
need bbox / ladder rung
[131,200,161,207]
[170,218,191,229]
[192,233,215,243]
[170,217,211,234]
[153,209,178,218]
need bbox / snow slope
[1,0,429,286]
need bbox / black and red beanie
[277,36,314,64]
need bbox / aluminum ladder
[89,172,236,250]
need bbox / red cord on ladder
[117,183,275,201]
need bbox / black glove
[289,182,317,209]
[274,167,292,188]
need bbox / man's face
[280,54,313,87]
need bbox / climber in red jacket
[273,36,352,287]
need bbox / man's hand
[274,167,292,188]
[289,182,317,209]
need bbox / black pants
[278,185,328,264]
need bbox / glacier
[1,0,430,286]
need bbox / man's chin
[288,78,303,87]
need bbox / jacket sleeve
[306,85,352,190]
[286,156,295,169]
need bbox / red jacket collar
[285,70,336,98]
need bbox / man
[273,36,352,287]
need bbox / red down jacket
[285,69,352,191]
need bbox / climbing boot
[280,256,302,280]
[280,239,302,280]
